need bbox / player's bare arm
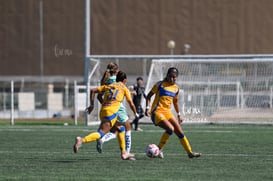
[87,87,99,114]
[173,95,183,123]
[145,91,154,117]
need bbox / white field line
[0,128,234,133]
[1,150,273,158]
[137,153,273,157]
[142,130,233,133]
[2,128,268,134]
[203,153,273,157]
[0,128,93,132]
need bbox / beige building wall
[1,0,273,76]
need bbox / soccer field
[0,123,273,181]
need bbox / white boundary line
[0,150,272,158]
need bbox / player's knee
[177,133,185,139]
[166,126,175,133]
[118,126,125,132]
[165,130,173,135]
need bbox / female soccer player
[96,63,134,154]
[145,67,201,159]
[73,71,138,160]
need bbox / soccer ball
[145,144,160,158]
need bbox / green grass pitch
[0,123,273,181]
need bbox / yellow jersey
[97,82,132,115]
[151,81,179,112]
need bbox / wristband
[135,113,139,118]
[177,112,181,116]
[146,106,150,110]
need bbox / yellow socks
[117,126,126,153]
[158,131,193,154]
[82,132,101,143]
[158,131,172,149]
[179,136,192,154]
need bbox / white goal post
[147,56,273,122]
[82,54,273,124]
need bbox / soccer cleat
[128,157,136,161]
[121,153,135,160]
[96,139,103,153]
[136,127,143,131]
[73,136,82,153]
[188,152,201,158]
[157,150,164,159]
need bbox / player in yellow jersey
[96,62,133,154]
[145,67,201,159]
[73,71,138,160]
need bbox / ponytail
[107,62,119,75]
[101,62,119,85]
[100,70,111,85]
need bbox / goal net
[147,56,273,123]
[80,55,273,125]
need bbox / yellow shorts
[151,110,175,125]
[99,109,118,127]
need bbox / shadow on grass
[51,158,92,163]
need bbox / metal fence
[0,76,84,124]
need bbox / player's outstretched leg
[158,130,172,149]
[73,131,104,153]
[179,134,201,158]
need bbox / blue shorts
[117,103,129,124]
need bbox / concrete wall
[1,0,273,76]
